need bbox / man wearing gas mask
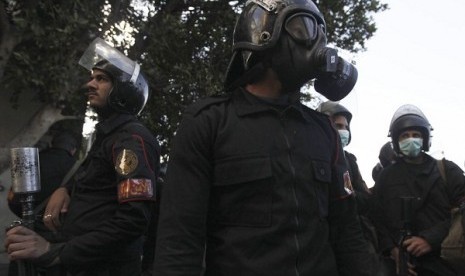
[372,104,465,276]
[5,38,160,275]
[154,1,371,275]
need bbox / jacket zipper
[281,112,300,276]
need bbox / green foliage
[1,0,107,111]
[315,0,388,52]
[0,0,387,161]
[138,1,238,161]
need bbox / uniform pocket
[210,155,273,227]
[312,160,331,183]
[312,160,332,218]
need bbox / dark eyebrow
[92,71,109,77]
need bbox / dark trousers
[8,257,141,276]
[379,255,458,276]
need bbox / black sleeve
[418,216,450,250]
[444,160,465,206]
[153,110,213,276]
[330,138,376,275]
[369,173,396,255]
[141,177,163,274]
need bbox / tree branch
[0,104,80,174]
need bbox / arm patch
[344,170,354,194]
[118,178,154,203]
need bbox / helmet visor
[284,13,318,47]
[79,37,140,82]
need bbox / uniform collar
[95,113,135,135]
[420,154,437,175]
[400,153,436,176]
[232,87,313,122]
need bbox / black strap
[33,160,82,216]
[437,158,447,183]
[33,145,89,216]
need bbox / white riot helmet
[79,38,149,115]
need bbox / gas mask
[225,0,357,101]
[271,12,358,100]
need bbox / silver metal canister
[10,147,41,193]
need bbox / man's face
[398,129,422,142]
[86,69,112,109]
[333,115,349,131]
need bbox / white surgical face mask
[399,137,423,158]
[338,129,350,148]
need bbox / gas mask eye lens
[284,13,318,46]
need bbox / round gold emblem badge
[115,149,138,175]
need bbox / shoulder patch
[115,149,138,176]
[188,95,230,116]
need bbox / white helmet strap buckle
[130,63,140,83]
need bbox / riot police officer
[318,101,371,196]
[5,38,160,276]
[372,104,465,276]
[318,100,383,273]
[154,1,371,275]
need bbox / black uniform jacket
[372,154,465,255]
[154,88,372,276]
[57,113,160,272]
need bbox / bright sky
[336,0,465,187]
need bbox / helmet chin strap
[94,104,115,119]
[94,87,117,118]
[130,63,141,83]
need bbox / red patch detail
[343,171,354,194]
[118,178,154,203]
